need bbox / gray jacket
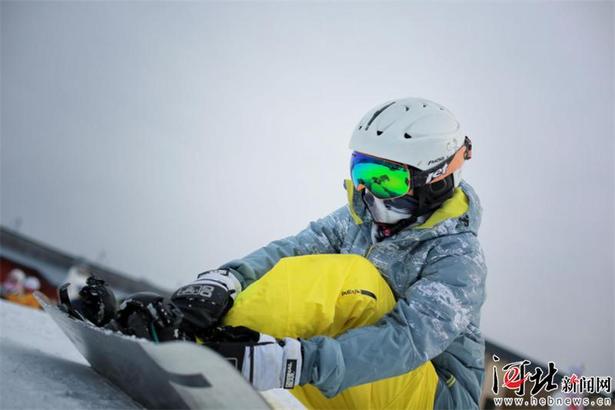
[220,181,487,409]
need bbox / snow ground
[0,300,304,409]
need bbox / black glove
[171,269,242,337]
[106,292,186,342]
[77,276,118,326]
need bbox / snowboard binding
[58,276,190,343]
[58,275,117,326]
[108,292,187,342]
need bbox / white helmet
[24,276,41,291]
[349,97,471,189]
[8,269,26,283]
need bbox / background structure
[1,1,613,379]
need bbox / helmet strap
[374,216,418,241]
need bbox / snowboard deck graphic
[34,292,271,410]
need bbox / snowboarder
[76,97,487,410]
[9,276,42,309]
[2,268,26,298]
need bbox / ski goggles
[350,153,412,200]
[350,137,472,200]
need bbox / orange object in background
[0,257,56,307]
[6,292,40,309]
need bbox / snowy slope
[0,299,140,409]
[0,300,304,409]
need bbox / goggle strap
[464,136,472,160]
[413,137,471,187]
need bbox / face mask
[362,190,419,224]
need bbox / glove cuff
[196,269,242,300]
[240,334,303,391]
[281,337,302,389]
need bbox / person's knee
[225,254,396,338]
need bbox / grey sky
[1,1,613,377]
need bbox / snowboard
[34,291,272,410]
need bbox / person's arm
[171,205,352,335]
[219,205,351,289]
[299,233,487,397]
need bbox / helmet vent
[404,106,409,111]
[376,130,383,136]
[422,104,427,108]
[404,133,412,139]
[365,101,395,131]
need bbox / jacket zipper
[365,244,374,258]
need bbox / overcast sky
[1,1,613,377]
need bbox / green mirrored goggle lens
[350,152,411,199]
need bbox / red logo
[503,366,529,390]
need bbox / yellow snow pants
[223,254,439,410]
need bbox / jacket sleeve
[299,233,487,397]
[218,206,351,289]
